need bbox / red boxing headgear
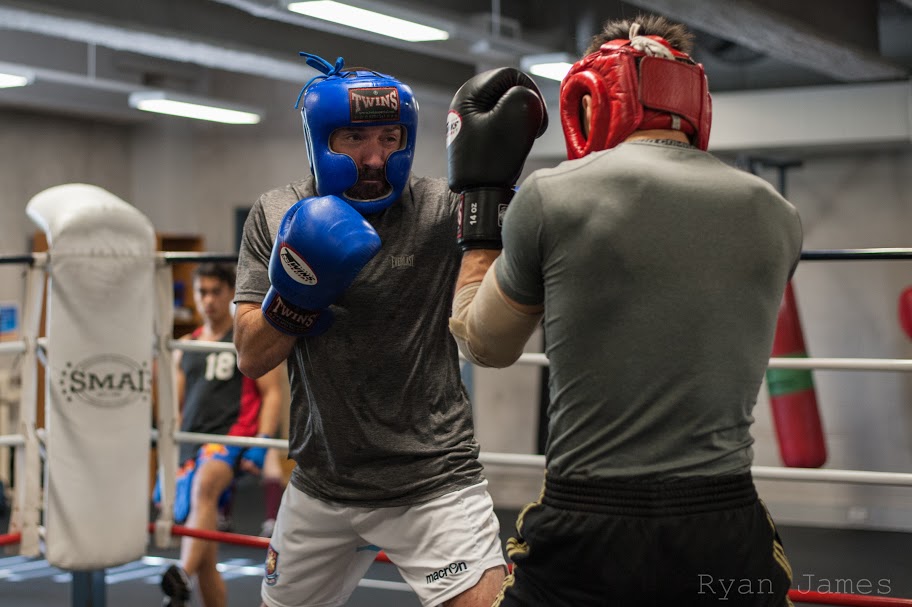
[559,27,712,159]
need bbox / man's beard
[345,167,392,201]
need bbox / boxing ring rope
[147,247,912,607]
[506,352,912,372]
[5,249,912,607]
[5,247,912,265]
[139,524,912,606]
[0,342,26,355]
[0,531,21,546]
[0,434,25,447]
[800,249,912,261]
[173,337,912,373]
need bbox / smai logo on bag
[60,354,151,407]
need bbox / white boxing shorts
[261,480,506,607]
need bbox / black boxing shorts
[495,473,792,607]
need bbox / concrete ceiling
[0,0,910,124]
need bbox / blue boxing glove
[262,195,381,336]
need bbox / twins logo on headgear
[559,23,712,159]
[295,52,418,214]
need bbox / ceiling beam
[0,0,484,92]
[0,0,561,85]
[623,0,908,81]
[0,5,316,84]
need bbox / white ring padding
[27,183,156,570]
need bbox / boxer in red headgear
[560,20,712,158]
[450,15,802,606]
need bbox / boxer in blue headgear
[230,49,548,607]
[295,53,418,215]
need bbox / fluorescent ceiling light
[528,62,573,82]
[287,1,449,42]
[521,53,575,82]
[128,91,261,125]
[0,70,35,89]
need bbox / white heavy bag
[27,183,156,570]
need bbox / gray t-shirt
[496,140,803,481]
[236,175,483,506]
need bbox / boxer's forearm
[234,302,297,379]
[450,255,542,368]
[455,249,500,292]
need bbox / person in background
[259,389,291,538]
[157,262,287,607]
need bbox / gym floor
[2,476,912,606]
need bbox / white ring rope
[171,431,288,451]
[4,335,912,502]
[0,434,25,447]
[478,451,912,488]
[4,337,912,495]
[7,335,910,373]
[766,357,912,372]
[164,341,912,373]
[486,352,912,372]
[169,339,236,353]
[4,335,910,372]
[0,342,25,355]
[162,431,912,489]
[750,466,912,487]
[3,251,912,567]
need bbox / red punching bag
[898,286,912,340]
[765,282,827,468]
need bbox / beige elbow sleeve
[449,268,542,368]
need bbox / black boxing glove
[447,67,548,250]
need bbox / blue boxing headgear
[295,53,418,215]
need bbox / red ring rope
[4,524,912,606]
[789,590,912,606]
[145,522,395,562]
[144,523,912,605]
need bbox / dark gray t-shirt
[496,140,803,481]
[236,175,483,506]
